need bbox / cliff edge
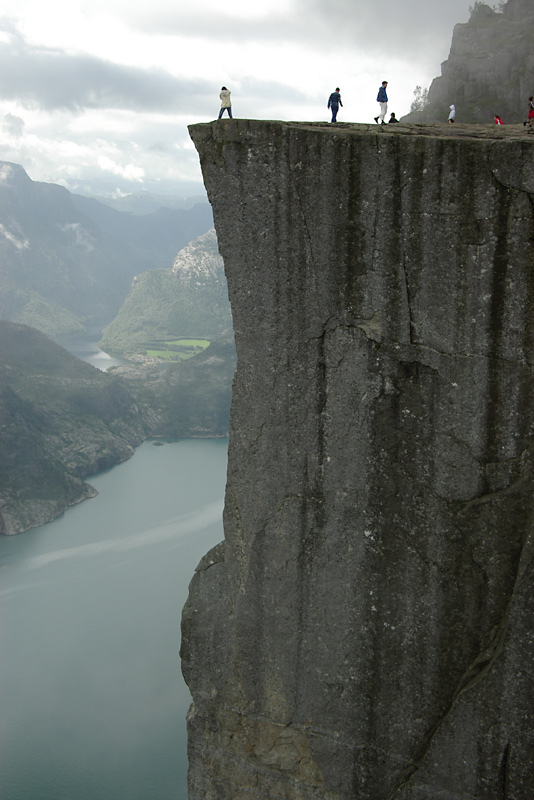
[182,120,534,799]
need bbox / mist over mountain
[70,194,212,268]
[403,0,534,123]
[89,191,207,215]
[0,161,213,338]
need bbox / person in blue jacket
[374,81,388,124]
[328,88,343,123]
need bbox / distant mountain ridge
[90,191,207,215]
[0,161,213,338]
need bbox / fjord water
[55,329,127,371]
[0,438,227,800]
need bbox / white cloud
[96,155,145,182]
[0,222,30,249]
[3,112,25,137]
[58,222,96,251]
[0,0,473,195]
[0,163,14,181]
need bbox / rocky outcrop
[182,120,534,799]
[402,0,534,124]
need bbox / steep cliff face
[182,120,534,799]
[403,0,534,124]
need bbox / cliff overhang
[182,119,534,800]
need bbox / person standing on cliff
[525,96,534,128]
[218,87,232,119]
[327,88,343,123]
[374,81,388,124]
[448,104,456,123]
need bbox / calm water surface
[0,438,227,800]
[55,331,127,372]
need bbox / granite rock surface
[403,0,534,124]
[182,119,534,800]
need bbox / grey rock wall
[182,119,534,799]
[402,0,534,124]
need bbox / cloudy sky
[0,0,473,198]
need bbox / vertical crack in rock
[385,507,534,798]
[497,741,511,800]
[184,121,534,800]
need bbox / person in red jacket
[494,115,504,124]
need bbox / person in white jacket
[218,87,233,119]
[448,104,456,123]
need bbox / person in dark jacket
[388,112,399,123]
[374,81,388,124]
[328,88,343,123]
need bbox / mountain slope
[70,194,213,268]
[86,191,207,214]
[0,319,235,534]
[99,228,232,356]
[0,320,146,534]
[119,329,236,438]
